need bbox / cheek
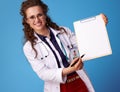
[27,22,33,28]
[29,24,34,28]
[26,20,33,28]
[27,22,35,30]
[42,16,47,23]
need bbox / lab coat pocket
[36,42,58,68]
[44,54,58,68]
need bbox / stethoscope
[38,41,49,60]
[38,32,73,60]
[57,33,73,49]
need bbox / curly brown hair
[20,0,65,58]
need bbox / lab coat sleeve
[23,42,67,83]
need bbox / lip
[35,22,42,27]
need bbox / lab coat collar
[34,33,42,43]
[49,27,65,36]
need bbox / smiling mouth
[35,22,42,26]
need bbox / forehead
[26,6,43,17]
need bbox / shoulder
[60,26,74,35]
[23,41,32,52]
[60,26,75,37]
[61,26,71,32]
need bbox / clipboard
[73,15,112,61]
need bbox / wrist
[62,67,75,77]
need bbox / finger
[72,57,79,62]
[79,57,83,62]
[79,62,84,69]
[100,13,108,25]
[76,59,83,69]
[70,58,79,66]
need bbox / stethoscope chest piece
[39,42,49,60]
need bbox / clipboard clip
[80,16,96,23]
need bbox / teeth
[36,23,41,26]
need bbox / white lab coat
[23,27,95,92]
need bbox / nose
[34,16,40,22]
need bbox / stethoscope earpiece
[41,57,43,60]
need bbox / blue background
[0,0,120,92]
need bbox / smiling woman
[25,6,47,33]
[0,0,119,92]
[20,0,108,92]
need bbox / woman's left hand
[100,13,108,25]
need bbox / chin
[35,26,44,31]
[33,24,46,30]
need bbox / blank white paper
[73,15,112,61]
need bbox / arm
[23,42,66,83]
[61,27,84,76]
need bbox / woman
[20,0,108,92]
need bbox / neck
[35,27,50,38]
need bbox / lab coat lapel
[50,27,70,60]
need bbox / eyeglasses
[26,13,45,22]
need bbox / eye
[37,13,44,17]
[29,16,35,20]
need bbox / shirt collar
[34,27,65,43]
[36,32,46,41]
[36,28,54,42]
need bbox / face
[25,6,47,32]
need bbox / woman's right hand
[70,57,84,70]
[62,57,84,77]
